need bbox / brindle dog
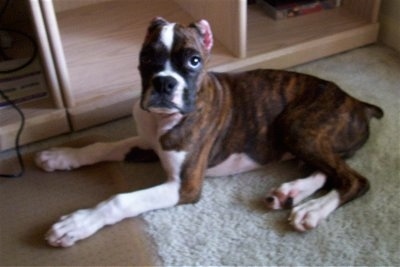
[36,18,383,247]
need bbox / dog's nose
[152,76,178,95]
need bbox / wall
[379,0,400,52]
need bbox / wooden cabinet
[0,0,381,151]
[0,0,69,151]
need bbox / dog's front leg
[35,136,150,172]
[45,150,198,247]
[46,180,180,247]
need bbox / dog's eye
[188,56,201,69]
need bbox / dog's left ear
[191,20,213,53]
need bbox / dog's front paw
[35,148,81,172]
[46,209,103,247]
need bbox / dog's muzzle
[143,75,184,114]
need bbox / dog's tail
[363,102,384,120]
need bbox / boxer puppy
[35,17,383,247]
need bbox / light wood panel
[343,0,381,22]
[175,0,247,58]
[30,0,64,108]
[246,5,373,57]
[41,0,73,108]
[213,24,379,72]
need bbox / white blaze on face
[146,22,187,114]
[160,23,176,52]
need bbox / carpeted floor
[0,44,399,266]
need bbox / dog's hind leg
[270,84,381,231]
[35,136,153,172]
[265,172,327,210]
[282,135,371,231]
[288,154,370,231]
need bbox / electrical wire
[0,28,38,74]
[0,0,33,178]
[0,89,25,178]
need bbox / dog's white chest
[205,153,261,177]
[134,102,261,177]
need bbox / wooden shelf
[247,5,370,57]
[0,1,69,151]
[212,4,379,71]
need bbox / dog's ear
[191,20,213,53]
[145,17,169,42]
[149,17,169,29]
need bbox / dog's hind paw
[265,172,327,210]
[288,190,340,232]
[265,187,296,210]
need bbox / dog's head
[138,17,213,115]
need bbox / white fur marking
[160,23,175,52]
[266,172,327,209]
[154,61,187,111]
[142,61,187,114]
[206,153,261,177]
[45,149,186,247]
[133,101,184,147]
[46,180,180,247]
[35,137,150,172]
[289,190,340,232]
[158,150,187,179]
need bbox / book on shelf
[0,57,48,109]
[257,0,341,20]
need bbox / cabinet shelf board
[1,98,56,127]
[247,5,372,57]
[0,98,69,151]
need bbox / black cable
[0,28,38,74]
[0,89,25,178]
[0,0,38,178]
